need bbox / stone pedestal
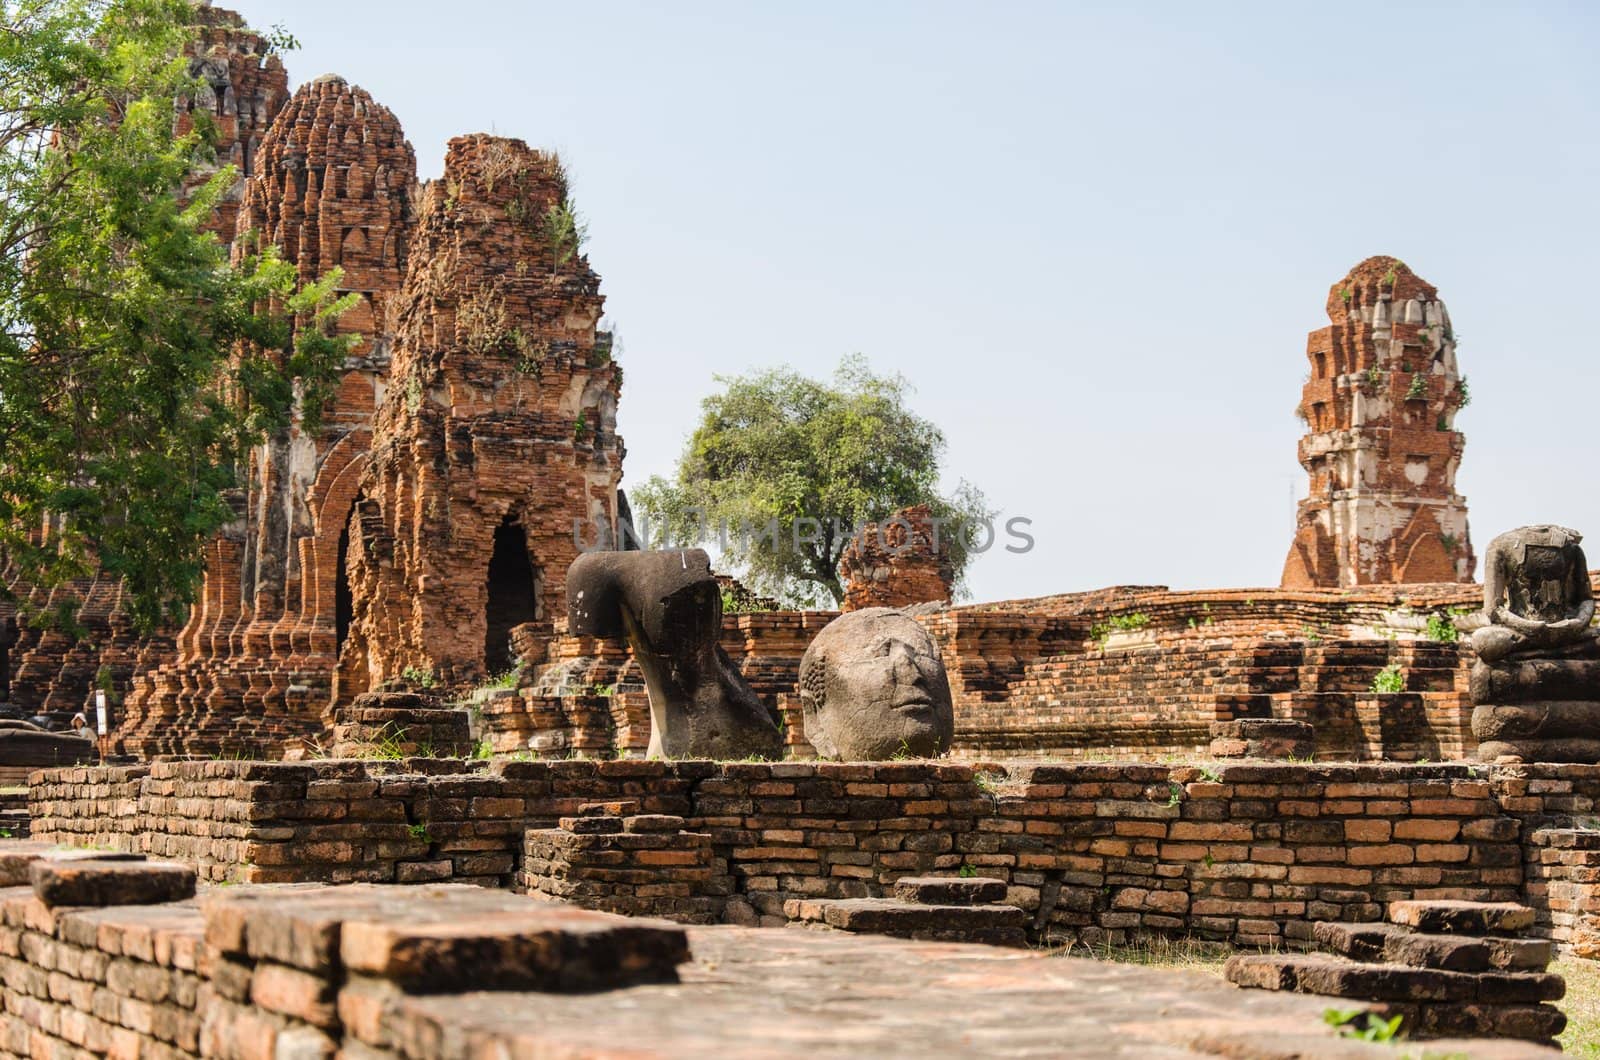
[1472,641,1600,762]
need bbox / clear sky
[238,0,1598,604]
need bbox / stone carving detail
[1471,525,1600,762]
[798,608,954,760]
[1282,257,1474,589]
[566,550,781,760]
[341,134,624,695]
[838,505,954,612]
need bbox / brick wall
[507,584,1482,763]
[0,887,204,1057]
[33,758,1600,952]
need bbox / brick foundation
[27,758,1600,954]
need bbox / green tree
[0,0,355,632]
[633,356,991,608]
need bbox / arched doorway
[335,523,353,658]
[484,515,539,674]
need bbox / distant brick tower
[838,505,955,611]
[178,2,291,238]
[340,135,625,692]
[1281,257,1474,589]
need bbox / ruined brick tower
[838,505,955,611]
[178,2,291,237]
[119,77,418,754]
[1281,257,1474,589]
[339,135,624,693]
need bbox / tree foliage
[0,0,355,632]
[633,356,990,608]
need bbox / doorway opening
[484,515,538,674]
[335,523,353,657]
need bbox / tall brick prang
[1282,257,1474,589]
[119,77,418,756]
[340,135,625,693]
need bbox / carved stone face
[799,608,954,760]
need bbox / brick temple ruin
[1,5,1598,1057]
[0,6,1529,771]
[1282,257,1475,589]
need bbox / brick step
[1372,1000,1566,1045]
[1313,922,1551,972]
[1388,900,1536,937]
[1226,953,1563,1005]
[891,875,1008,906]
[784,897,1027,947]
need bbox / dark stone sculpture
[566,550,782,760]
[1471,525,1600,762]
[798,608,955,760]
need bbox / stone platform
[379,926,1553,1058]
[0,844,1560,1058]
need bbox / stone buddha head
[798,608,955,760]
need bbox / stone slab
[786,897,1028,947]
[1313,922,1551,972]
[204,883,689,992]
[30,857,194,908]
[1388,900,1536,936]
[375,926,1555,1059]
[891,875,1009,906]
[1225,953,1562,1005]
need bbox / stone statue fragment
[1470,525,1600,762]
[798,607,955,760]
[566,550,781,760]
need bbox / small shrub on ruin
[958,864,977,878]
[407,822,433,843]
[1370,664,1405,694]
[1425,611,1460,644]
[541,199,589,270]
[482,669,519,691]
[1405,374,1428,401]
[1090,612,1151,644]
[1323,1010,1404,1043]
[401,666,437,689]
[1456,374,1471,408]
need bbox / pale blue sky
[241,0,1599,603]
